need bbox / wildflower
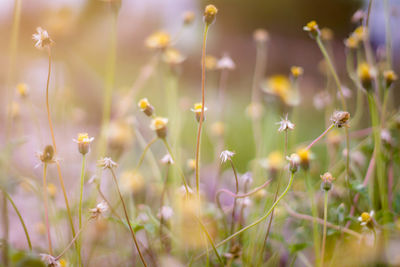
[59,259,67,267]
[253,28,269,43]
[217,54,236,70]
[303,20,320,38]
[276,114,295,132]
[186,158,196,171]
[120,170,144,194]
[320,27,334,41]
[37,145,56,164]
[73,133,94,155]
[262,75,299,106]
[245,102,263,119]
[191,103,208,122]
[158,206,174,220]
[290,66,304,78]
[296,148,313,171]
[33,27,54,50]
[254,189,267,200]
[344,35,359,49]
[47,183,58,198]
[138,98,154,117]
[183,11,195,25]
[161,154,174,165]
[358,211,374,229]
[98,157,117,169]
[331,110,350,128]
[40,254,60,267]
[383,70,397,88]
[162,48,186,65]
[357,62,376,90]
[286,153,300,173]
[203,4,218,25]
[220,150,235,163]
[89,201,108,219]
[353,26,366,42]
[320,172,335,191]
[205,55,218,70]
[210,121,225,136]
[313,91,332,110]
[16,83,29,98]
[260,151,284,174]
[150,117,168,138]
[145,31,170,50]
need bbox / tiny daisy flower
[191,103,208,122]
[73,133,94,155]
[217,54,236,70]
[40,254,60,267]
[33,27,54,50]
[150,117,168,138]
[158,206,174,220]
[290,66,304,78]
[145,31,170,50]
[296,148,313,171]
[320,172,335,191]
[353,26,366,41]
[331,110,350,128]
[276,114,295,132]
[183,11,195,25]
[286,153,300,173]
[89,201,108,219]
[205,55,218,70]
[303,20,320,38]
[220,150,235,163]
[98,157,117,169]
[383,70,397,88]
[138,98,154,117]
[16,83,29,98]
[357,62,376,90]
[162,48,186,65]
[203,4,218,25]
[161,154,174,165]
[358,211,374,228]
[253,28,269,43]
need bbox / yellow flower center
[291,66,303,78]
[138,98,149,109]
[361,212,371,222]
[345,36,359,49]
[16,83,28,97]
[267,151,284,169]
[77,133,89,142]
[153,117,167,129]
[354,26,366,40]
[194,103,203,111]
[297,148,310,162]
[306,20,318,31]
[267,75,291,100]
[358,63,372,80]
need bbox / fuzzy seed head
[33,27,54,50]
[331,110,350,128]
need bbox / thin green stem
[42,163,53,255]
[1,190,9,267]
[78,154,86,267]
[2,189,32,251]
[321,191,329,267]
[306,172,321,265]
[195,216,224,265]
[195,24,210,197]
[195,171,295,261]
[109,168,147,267]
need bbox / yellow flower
[151,117,168,138]
[191,103,207,122]
[357,63,376,90]
[261,151,284,171]
[383,70,397,87]
[16,83,29,98]
[162,48,186,65]
[204,4,218,25]
[138,98,154,116]
[262,75,299,106]
[296,148,313,170]
[344,35,359,49]
[145,31,170,50]
[187,158,196,171]
[290,66,304,78]
[59,259,67,267]
[358,211,374,228]
[73,133,94,155]
[353,26,366,41]
[303,20,320,37]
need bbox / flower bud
[73,133,94,155]
[151,117,168,138]
[191,103,207,122]
[383,70,397,88]
[203,5,218,25]
[138,98,154,117]
[357,63,376,91]
[39,145,55,164]
[320,172,335,191]
[286,153,300,173]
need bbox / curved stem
[78,155,86,267]
[2,189,32,251]
[321,191,329,266]
[110,169,147,267]
[55,219,90,261]
[196,172,295,261]
[42,163,53,255]
[195,24,210,196]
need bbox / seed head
[150,117,168,138]
[73,133,94,155]
[331,110,350,128]
[220,150,235,163]
[89,201,108,219]
[276,114,295,132]
[320,172,335,191]
[38,145,56,164]
[303,20,320,38]
[33,27,54,50]
[40,254,60,267]
[98,157,117,169]
[203,5,218,25]
[161,154,174,165]
[383,70,397,88]
[138,98,154,117]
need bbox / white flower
[40,254,60,267]
[89,201,108,219]
[276,114,295,132]
[217,54,236,70]
[161,154,174,165]
[98,157,117,169]
[358,211,374,227]
[220,150,235,163]
[158,206,174,220]
[32,27,54,50]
